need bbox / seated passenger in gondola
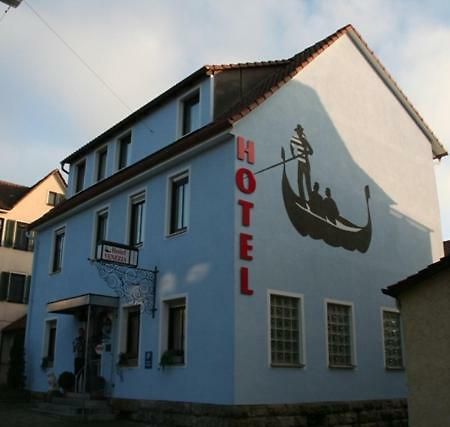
[309,182,324,217]
[323,188,339,224]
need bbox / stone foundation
[112,398,408,427]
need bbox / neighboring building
[25,24,445,408]
[383,255,450,427]
[0,170,66,383]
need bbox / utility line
[23,1,154,134]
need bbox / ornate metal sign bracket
[91,260,158,317]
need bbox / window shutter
[4,220,15,247]
[27,231,36,252]
[0,272,10,300]
[23,276,31,304]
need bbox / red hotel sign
[236,136,255,295]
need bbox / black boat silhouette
[281,148,372,253]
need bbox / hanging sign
[96,241,139,267]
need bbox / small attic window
[181,91,200,136]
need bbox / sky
[0,0,449,237]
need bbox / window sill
[166,228,188,239]
[385,366,404,371]
[49,270,62,276]
[328,364,356,370]
[271,363,305,369]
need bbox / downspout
[60,161,70,175]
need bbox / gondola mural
[259,124,372,253]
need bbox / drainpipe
[82,305,91,395]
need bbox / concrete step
[32,400,115,421]
[52,396,110,408]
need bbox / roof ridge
[0,179,29,189]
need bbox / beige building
[383,255,450,427]
[0,170,66,383]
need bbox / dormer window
[75,160,86,193]
[181,91,200,136]
[118,133,131,170]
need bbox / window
[270,293,303,367]
[162,297,186,365]
[326,302,355,368]
[44,320,57,367]
[2,220,33,251]
[75,161,86,193]
[382,310,403,369]
[121,306,140,366]
[169,173,189,235]
[118,133,131,170]
[181,91,200,136]
[96,147,108,181]
[0,218,4,246]
[13,222,28,250]
[0,272,30,304]
[47,191,65,207]
[95,209,108,247]
[52,228,65,273]
[129,193,145,247]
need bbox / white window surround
[165,168,191,238]
[124,189,146,248]
[380,307,404,370]
[117,304,142,369]
[116,131,132,171]
[177,86,201,138]
[324,298,357,369]
[94,145,108,182]
[91,205,110,258]
[41,318,58,368]
[74,159,86,194]
[49,225,66,275]
[267,289,306,368]
[159,293,188,368]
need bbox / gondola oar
[254,147,297,175]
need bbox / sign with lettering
[236,136,256,296]
[96,241,139,267]
[145,351,153,369]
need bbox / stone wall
[112,398,408,427]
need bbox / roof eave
[346,26,447,159]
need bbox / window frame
[166,170,190,237]
[267,290,306,368]
[117,132,132,171]
[325,299,357,369]
[42,318,58,368]
[13,222,29,251]
[95,146,108,182]
[0,271,29,304]
[0,218,4,246]
[119,305,141,368]
[50,226,66,274]
[178,88,201,137]
[381,307,404,370]
[128,191,145,248]
[160,294,188,368]
[92,207,109,258]
[74,160,86,193]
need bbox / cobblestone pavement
[0,401,145,427]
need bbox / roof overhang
[47,293,119,314]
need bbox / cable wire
[23,1,154,134]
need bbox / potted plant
[58,371,75,394]
[40,357,49,370]
[159,350,184,369]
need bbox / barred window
[383,310,403,369]
[270,293,303,367]
[327,302,354,368]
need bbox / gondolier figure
[290,124,313,203]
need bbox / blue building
[26,25,446,408]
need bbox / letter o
[236,168,256,194]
